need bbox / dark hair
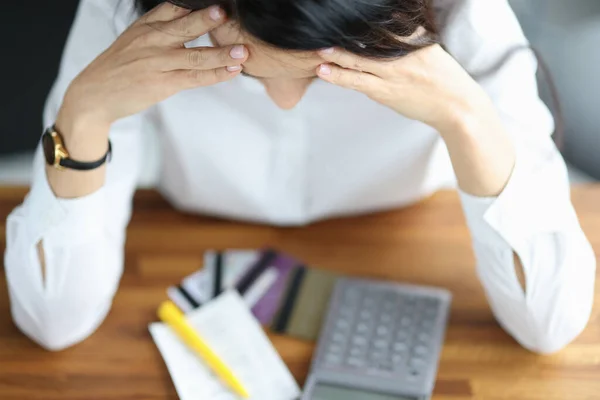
[135,0,439,58]
[135,0,564,147]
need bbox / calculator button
[375,326,389,336]
[409,357,426,368]
[425,306,438,317]
[376,360,394,372]
[391,353,404,365]
[332,332,347,343]
[421,319,434,330]
[379,313,393,324]
[352,336,368,346]
[346,357,365,368]
[359,310,373,320]
[373,339,388,350]
[369,351,386,361]
[414,345,428,356]
[400,317,412,327]
[396,328,409,337]
[328,343,344,354]
[349,347,365,357]
[335,319,351,330]
[417,332,430,342]
[373,328,390,340]
[393,342,408,352]
[324,353,343,365]
[356,323,369,334]
[339,307,354,318]
[363,297,377,308]
[396,330,410,341]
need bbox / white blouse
[4,0,596,353]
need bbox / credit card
[236,250,302,326]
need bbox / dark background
[1,0,79,155]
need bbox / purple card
[236,249,300,325]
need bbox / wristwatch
[42,125,112,171]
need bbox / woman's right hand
[57,3,247,133]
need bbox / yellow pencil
[158,300,250,398]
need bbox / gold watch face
[42,131,57,165]
[42,129,69,169]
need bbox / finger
[152,5,226,45]
[141,2,191,24]
[172,66,243,89]
[159,45,248,71]
[318,47,387,77]
[317,63,382,93]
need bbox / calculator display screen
[311,383,418,400]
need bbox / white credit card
[181,269,210,304]
[166,286,196,314]
[169,250,271,312]
[203,250,261,296]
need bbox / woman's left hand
[317,44,490,134]
[318,43,517,197]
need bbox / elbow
[10,288,114,352]
[526,310,592,355]
[526,266,595,355]
[522,231,596,355]
[5,244,120,352]
[26,324,86,353]
[5,197,121,351]
[35,310,109,353]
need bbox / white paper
[149,291,301,400]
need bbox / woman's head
[136,0,439,109]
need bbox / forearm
[439,97,527,295]
[438,97,516,197]
[451,97,596,352]
[47,107,111,199]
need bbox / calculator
[301,278,452,400]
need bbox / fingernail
[230,45,245,59]
[318,64,331,75]
[320,47,335,55]
[227,65,242,72]
[209,6,223,21]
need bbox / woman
[4,0,595,353]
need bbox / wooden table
[0,186,599,400]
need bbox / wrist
[55,107,112,162]
[437,97,516,197]
[435,93,495,139]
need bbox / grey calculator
[301,278,452,400]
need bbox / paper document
[150,291,301,400]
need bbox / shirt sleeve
[3,0,145,350]
[440,0,596,353]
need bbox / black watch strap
[43,125,112,171]
[59,141,112,171]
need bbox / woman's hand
[58,3,248,132]
[316,44,491,134]
[317,44,516,197]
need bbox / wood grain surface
[0,186,598,400]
